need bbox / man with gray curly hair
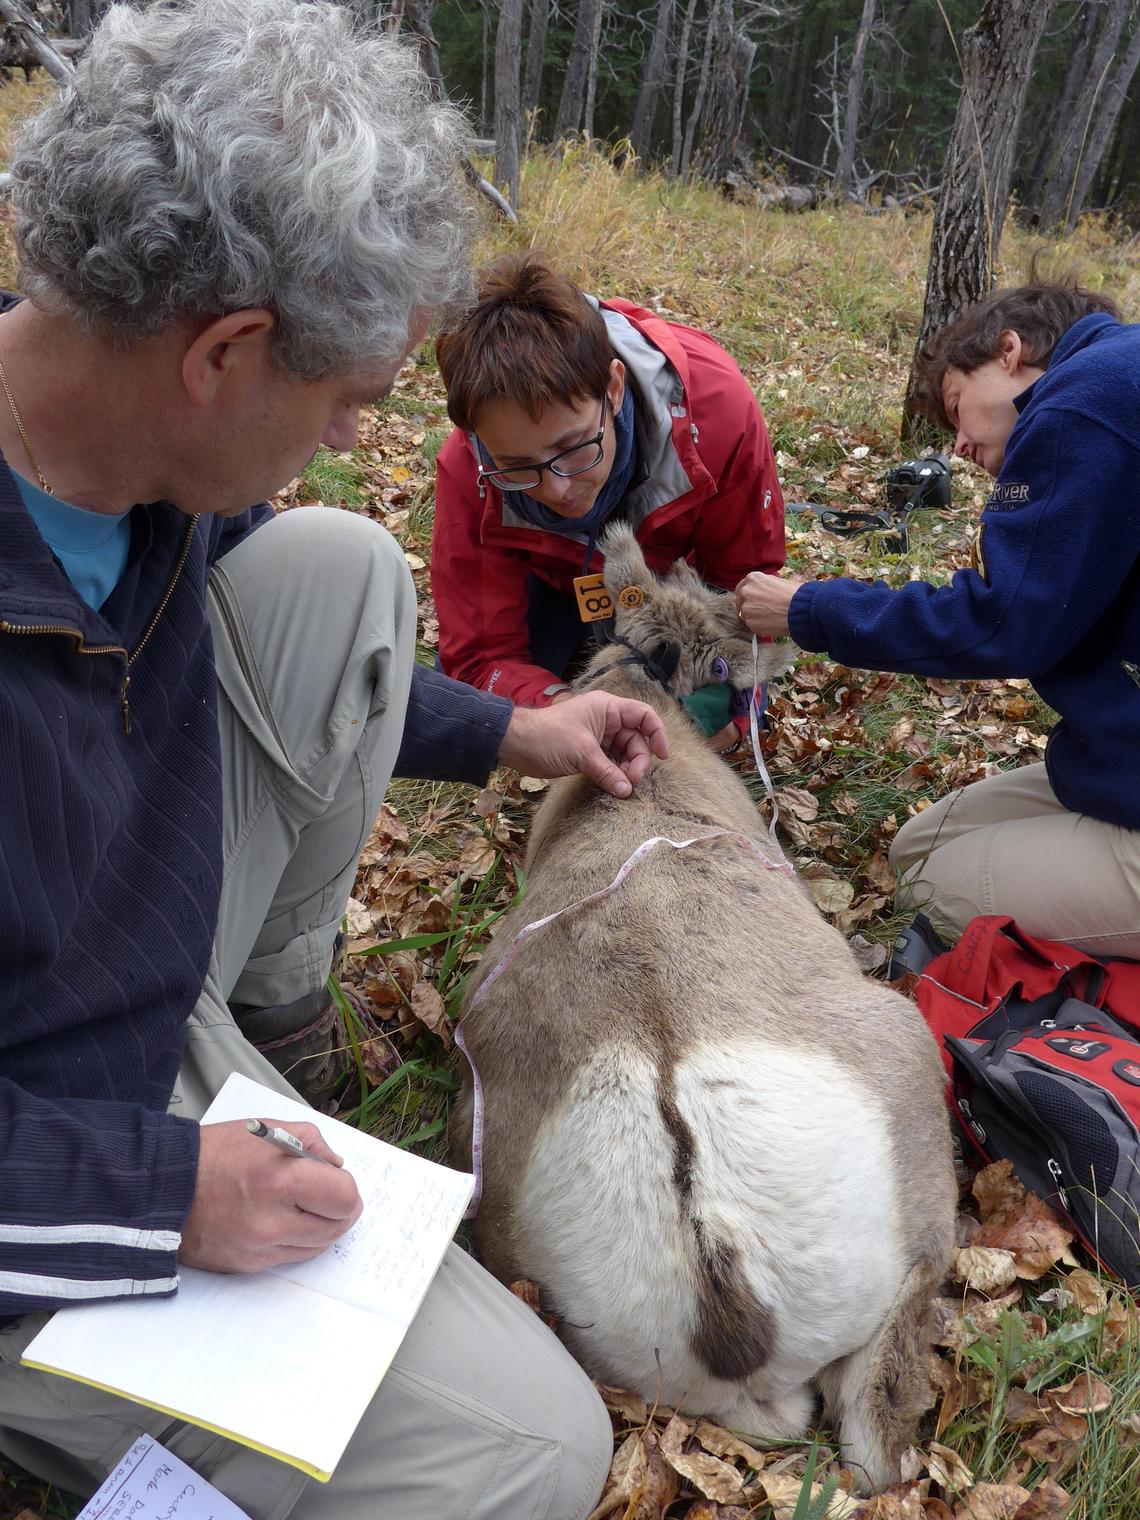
[0,2,664,1515]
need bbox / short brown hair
[913,281,1121,430]
[436,254,613,431]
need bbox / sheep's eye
[711,656,730,683]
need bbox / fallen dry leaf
[659,1414,747,1504]
[508,1279,541,1313]
[808,874,856,914]
[925,1440,974,1496]
[409,980,452,1046]
[760,1470,860,1519]
[1049,1372,1111,1417]
[458,832,498,878]
[473,787,502,818]
[971,1162,1075,1279]
[952,1483,1030,1520]
[954,1246,1018,1295]
[777,784,820,821]
[691,1420,770,1470]
[1060,1267,1107,1315]
[625,1431,680,1520]
[1009,1478,1072,1520]
[850,1483,924,1520]
[973,1160,1027,1222]
[680,1506,749,1520]
[598,1384,650,1426]
[518,774,550,792]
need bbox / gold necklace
[0,355,53,495]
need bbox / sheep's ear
[600,523,652,600]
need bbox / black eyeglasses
[478,396,608,492]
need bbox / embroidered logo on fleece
[984,481,1031,513]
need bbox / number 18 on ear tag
[573,573,614,623]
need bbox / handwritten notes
[25,1074,473,1481]
[76,1435,250,1520]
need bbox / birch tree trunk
[555,0,604,138]
[494,0,524,210]
[1036,0,1131,230]
[835,0,876,196]
[630,0,674,161]
[522,0,549,123]
[1065,12,1140,225]
[901,0,1055,444]
[669,0,701,180]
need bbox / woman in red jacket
[432,255,785,725]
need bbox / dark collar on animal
[609,632,680,689]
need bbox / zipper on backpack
[1046,1157,1070,1209]
[957,1096,987,1147]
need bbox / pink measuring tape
[454,635,790,1219]
[454,825,794,1219]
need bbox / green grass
[295,445,371,509]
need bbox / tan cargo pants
[891,761,1140,960]
[0,507,611,1520]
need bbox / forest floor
[2,76,1140,1520]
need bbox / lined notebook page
[25,1074,474,1481]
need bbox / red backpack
[911,915,1140,1287]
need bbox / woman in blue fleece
[736,283,1140,960]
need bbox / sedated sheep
[451,524,956,1492]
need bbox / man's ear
[181,309,277,406]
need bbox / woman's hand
[734,571,802,638]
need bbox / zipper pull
[120,673,132,736]
[957,1096,986,1145]
[1046,1157,1069,1209]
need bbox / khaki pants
[0,508,611,1520]
[891,761,1140,960]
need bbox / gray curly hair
[10,0,473,379]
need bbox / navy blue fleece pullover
[789,314,1140,828]
[0,466,510,1318]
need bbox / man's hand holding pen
[179,1118,363,1274]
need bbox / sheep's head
[581,523,793,699]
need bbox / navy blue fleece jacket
[789,314,1140,828]
[0,466,511,1319]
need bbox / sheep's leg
[713,1383,814,1444]
[816,1258,942,1495]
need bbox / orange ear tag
[617,586,644,609]
[573,573,614,623]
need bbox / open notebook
[24,1072,474,1483]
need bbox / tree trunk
[1022,2,1094,216]
[480,0,491,132]
[401,0,518,222]
[695,3,755,184]
[630,0,673,162]
[555,0,603,138]
[669,0,701,180]
[679,0,719,178]
[583,0,605,137]
[494,0,524,209]
[0,0,73,80]
[69,0,94,36]
[1065,13,1140,224]
[1036,0,1131,230]
[835,0,876,196]
[901,0,1055,445]
[522,0,549,124]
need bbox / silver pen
[245,1116,338,1166]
